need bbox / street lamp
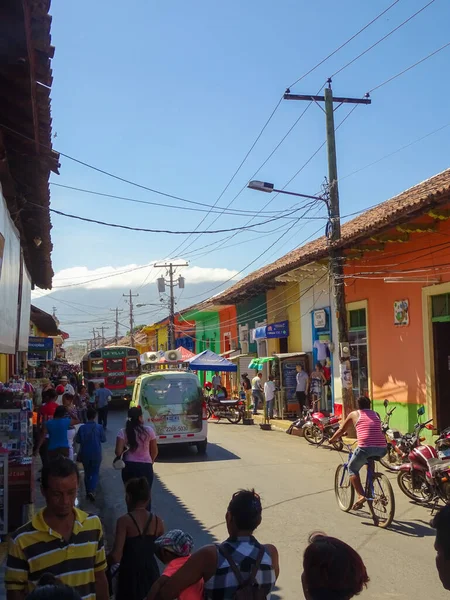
[248,180,328,204]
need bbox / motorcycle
[435,427,450,459]
[301,400,343,451]
[206,395,245,424]
[397,407,450,505]
[379,399,404,471]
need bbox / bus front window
[126,358,139,372]
[106,358,123,371]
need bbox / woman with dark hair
[108,477,164,600]
[115,406,158,506]
[148,489,279,600]
[26,573,82,600]
[302,533,369,600]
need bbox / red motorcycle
[397,408,450,505]
[301,400,343,451]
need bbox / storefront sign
[28,337,54,351]
[27,352,47,361]
[254,326,267,340]
[266,320,289,339]
[313,309,327,329]
[394,300,409,326]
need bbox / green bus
[81,346,140,402]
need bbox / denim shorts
[348,446,387,476]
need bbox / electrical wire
[367,40,450,93]
[26,202,303,235]
[288,0,403,88]
[330,0,437,78]
[49,182,298,218]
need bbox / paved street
[94,409,446,600]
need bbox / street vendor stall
[274,352,310,418]
[0,385,34,531]
[186,349,238,372]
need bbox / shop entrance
[433,320,450,429]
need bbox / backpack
[218,544,267,600]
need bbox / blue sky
[35,0,450,340]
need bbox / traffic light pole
[284,81,371,416]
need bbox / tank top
[356,410,386,448]
[204,536,275,599]
[117,512,160,600]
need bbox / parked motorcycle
[302,400,343,451]
[435,427,450,459]
[206,396,245,424]
[397,407,450,504]
[379,399,404,471]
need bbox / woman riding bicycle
[329,396,387,511]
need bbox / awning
[248,356,275,369]
[274,352,306,359]
[187,349,237,372]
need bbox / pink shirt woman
[115,406,158,510]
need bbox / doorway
[432,320,450,429]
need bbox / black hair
[433,504,450,559]
[54,406,69,419]
[357,396,371,410]
[99,382,105,388]
[86,407,97,421]
[126,477,150,506]
[126,406,148,452]
[228,489,262,532]
[26,573,82,600]
[42,389,57,402]
[62,393,74,403]
[41,456,79,490]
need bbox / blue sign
[254,327,267,340]
[28,336,54,351]
[266,320,289,339]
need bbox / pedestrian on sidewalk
[60,375,75,396]
[38,389,59,468]
[115,406,158,509]
[75,385,89,423]
[264,375,276,419]
[108,477,164,600]
[432,504,450,591]
[302,532,369,600]
[148,489,279,600]
[154,530,204,600]
[309,363,327,411]
[212,372,222,394]
[35,406,79,461]
[95,382,112,430]
[75,407,106,502]
[5,456,109,600]
[251,372,264,415]
[295,364,309,412]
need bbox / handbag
[113,447,128,470]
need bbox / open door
[433,321,450,429]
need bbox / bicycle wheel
[367,472,395,528]
[334,464,355,512]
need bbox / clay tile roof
[214,168,450,304]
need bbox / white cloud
[32,263,239,299]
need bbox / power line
[368,40,450,93]
[288,0,403,88]
[27,202,303,235]
[330,0,437,78]
[49,182,296,218]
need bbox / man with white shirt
[211,372,222,393]
[60,375,75,396]
[264,375,276,419]
[251,372,263,415]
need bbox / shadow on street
[157,442,240,464]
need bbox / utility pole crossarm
[154,261,188,350]
[284,93,371,105]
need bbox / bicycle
[334,442,395,529]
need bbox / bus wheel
[197,440,207,455]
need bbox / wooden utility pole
[123,290,139,347]
[92,328,97,350]
[110,307,123,345]
[284,81,371,416]
[154,262,188,350]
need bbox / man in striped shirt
[5,457,108,600]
